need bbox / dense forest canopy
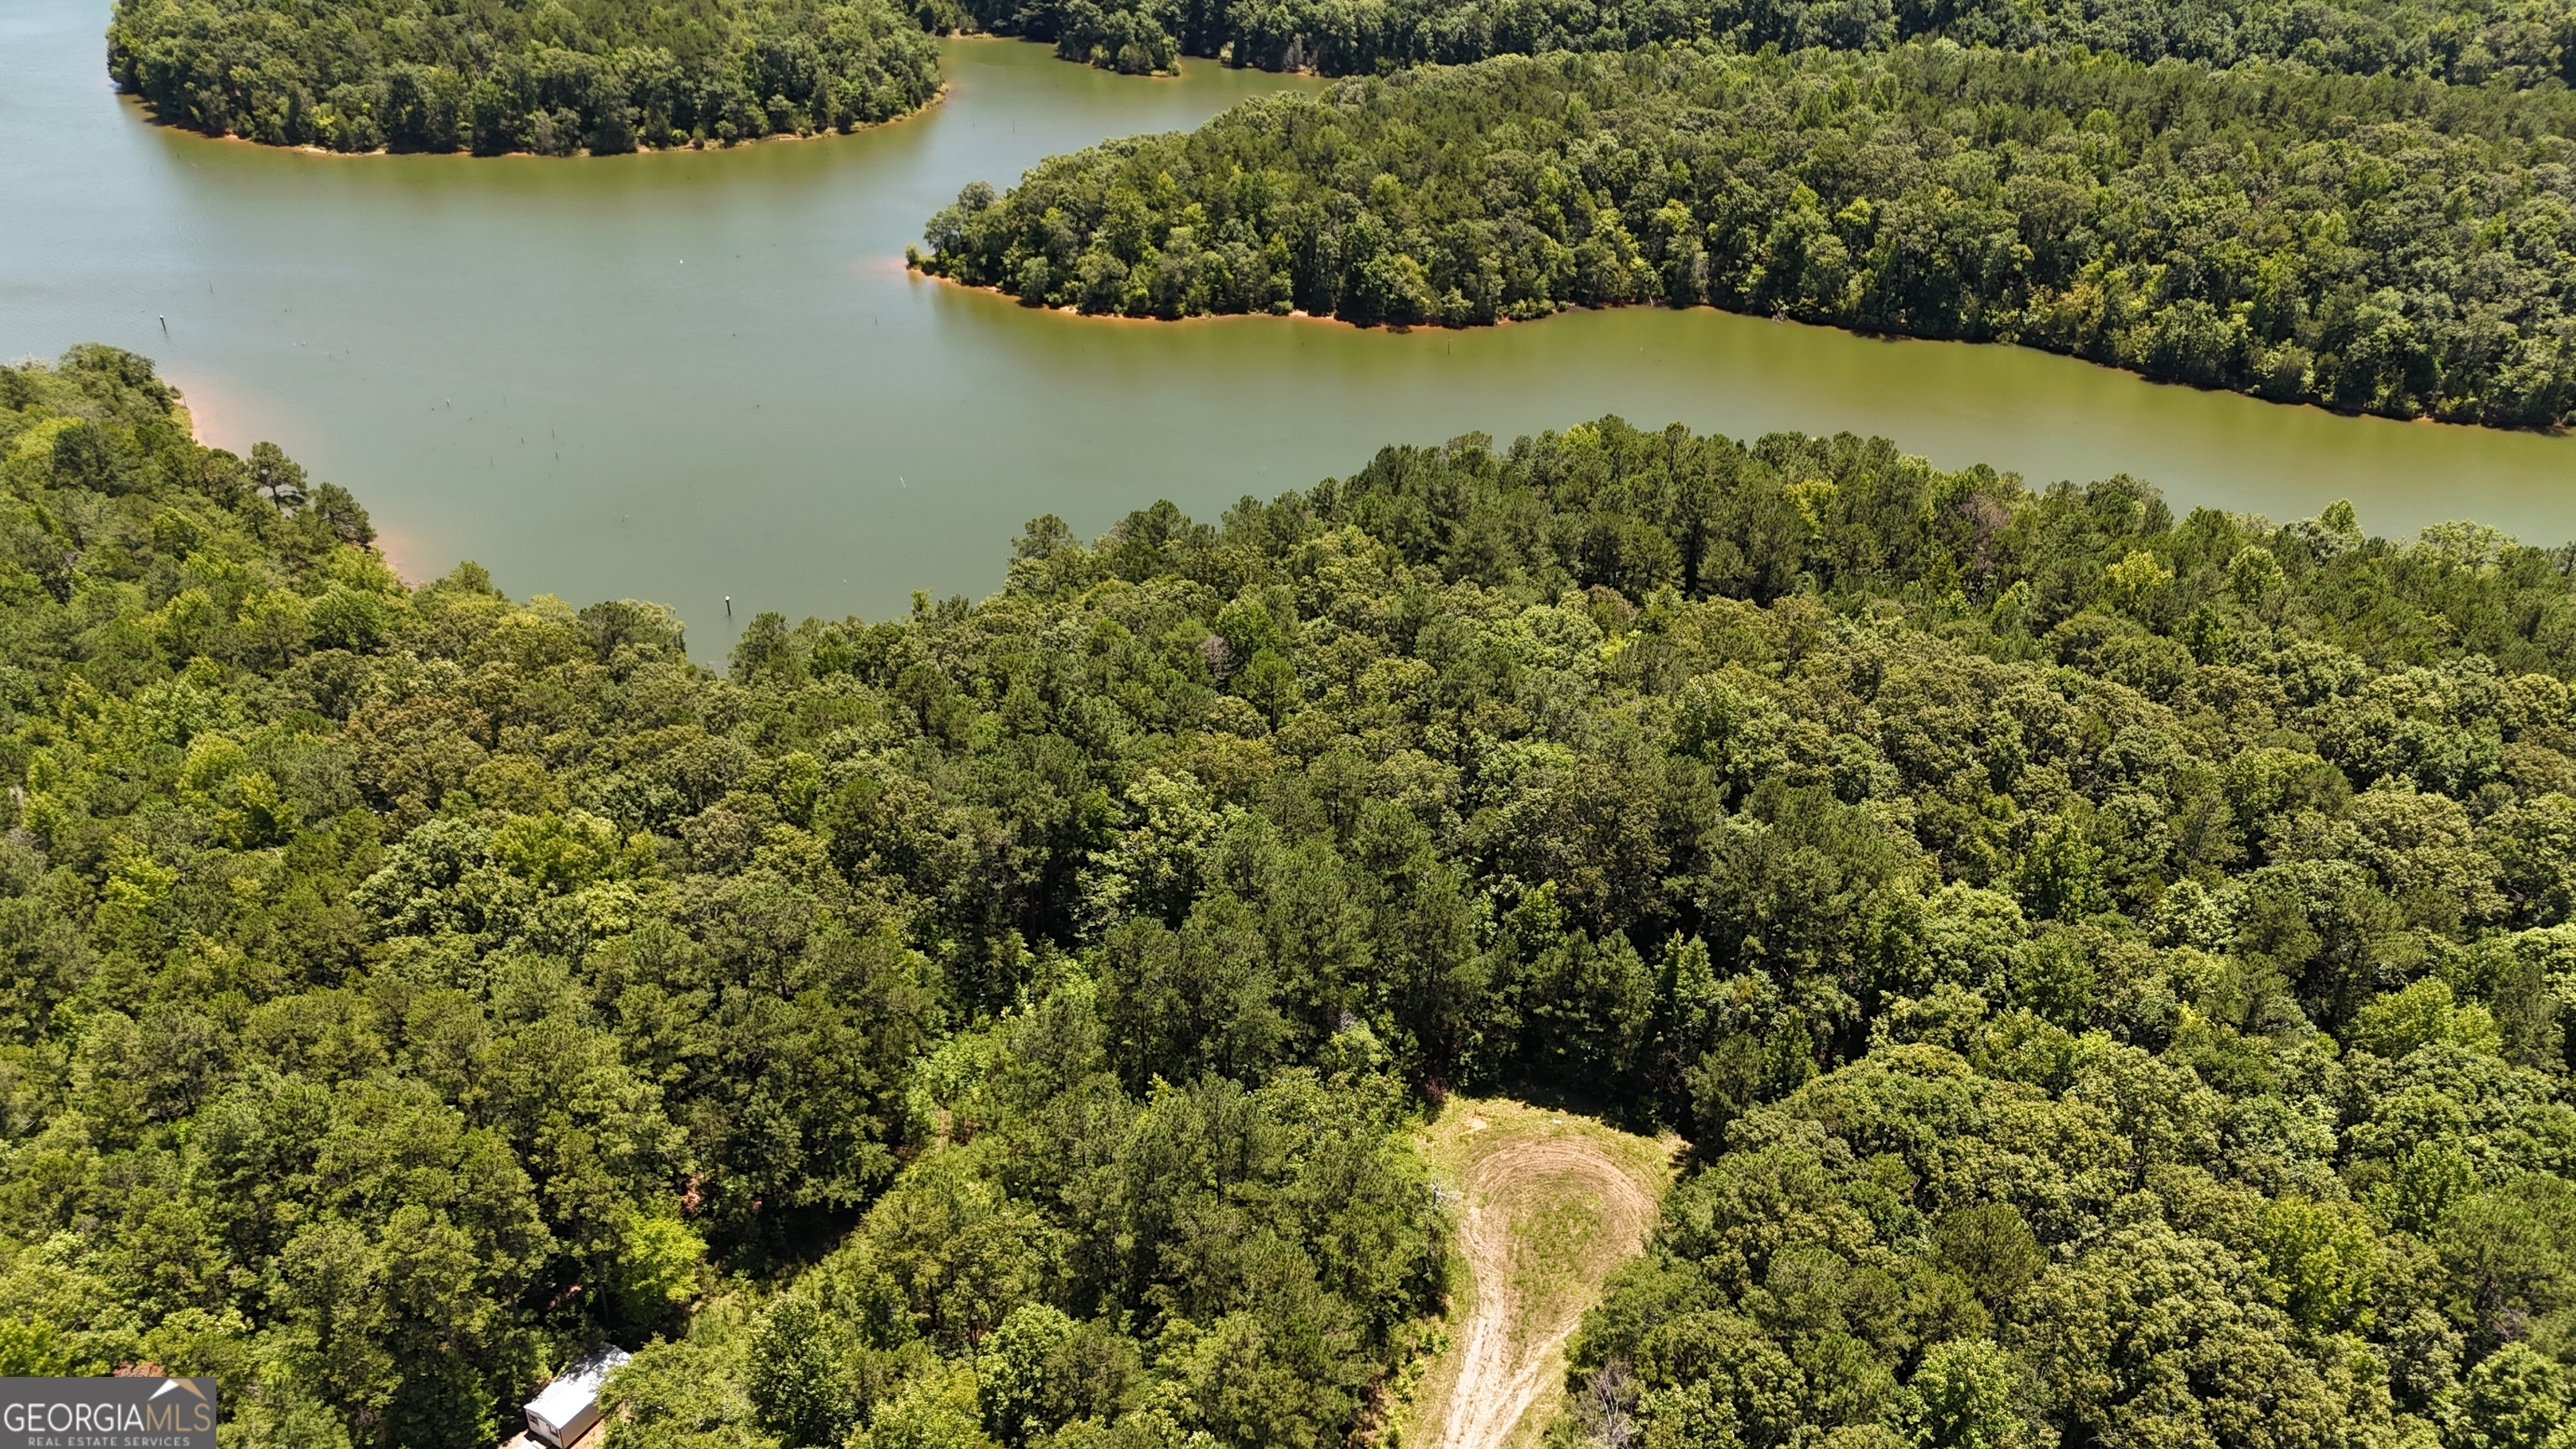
[914,44,2576,428]
[8,343,2576,1446]
[936,0,2576,80]
[106,0,2576,145]
[106,0,942,153]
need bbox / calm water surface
[5,0,2573,654]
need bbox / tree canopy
[949,0,2576,80]
[106,0,942,153]
[917,43,2576,428]
[6,345,2576,1446]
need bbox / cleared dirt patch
[1401,1099,1676,1449]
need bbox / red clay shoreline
[117,81,952,160]
[906,264,2568,435]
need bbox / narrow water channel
[5,0,2572,653]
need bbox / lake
[5,0,2573,657]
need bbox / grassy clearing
[1390,1098,1679,1449]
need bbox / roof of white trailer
[526,1345,631,1426]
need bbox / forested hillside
[8,344,2576,1446]
[916,44,2576,428]
[106,0,941,153]
[953,0,2576,80]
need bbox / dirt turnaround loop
[1433,1133,1662,1449]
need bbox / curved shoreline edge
[120,81,953,159]
[902,264,2573,439]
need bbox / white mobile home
[522,1345,632,1449]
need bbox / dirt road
[1426,1119,1666,1449]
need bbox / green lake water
[5,0,2573,655]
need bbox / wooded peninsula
[6,341,2576,1446]
[912,44,2576,428]
[107,0,942,153]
